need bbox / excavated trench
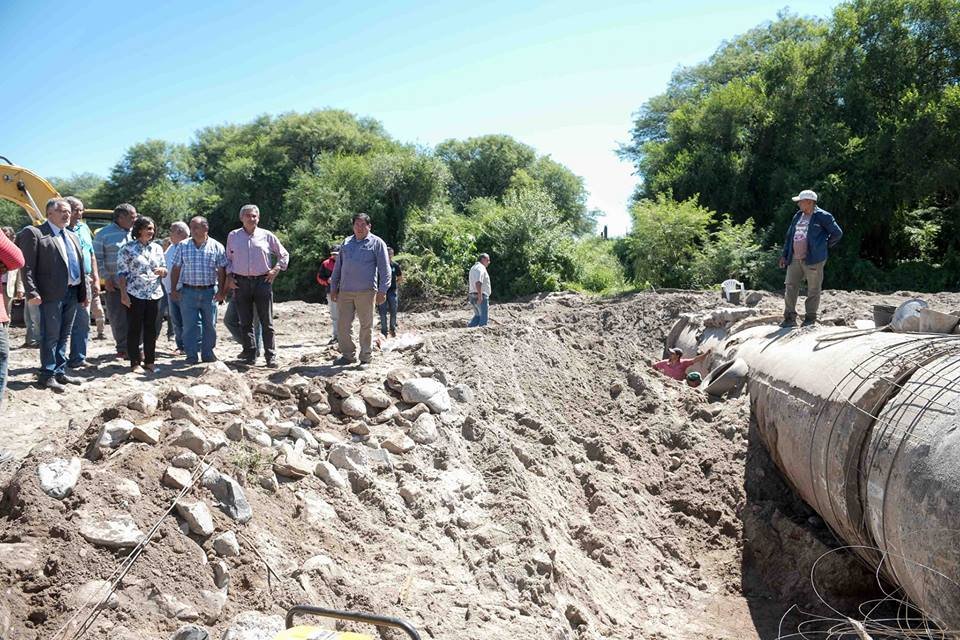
[0,291,937,639]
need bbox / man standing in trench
[778,189,843,327]
[328,213,390,366]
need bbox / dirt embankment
[0,289,939,639]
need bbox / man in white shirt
[467,253,492,328]
[163,221,189,354]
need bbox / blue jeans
[179,287,218,362]
[0,322,9,410]
[167,294,184,351]
[68,296,90,366]
[467,293,489,327]
[378,290,398,335]
[24,300,41,345]
[39,288,80,380]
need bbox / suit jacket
[16,222,87,304]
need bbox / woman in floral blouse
[117,216,167,372]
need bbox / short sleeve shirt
[654,357,695,381]
[173,238,228,286]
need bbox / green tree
[50,173,104,204]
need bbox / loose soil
[2,288,955,639]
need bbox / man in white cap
[778,189,843,327]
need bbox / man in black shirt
[378,247,402,337]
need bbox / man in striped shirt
[93,204,136,357]
[170,216,228,364]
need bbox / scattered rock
[98,418,135,448]
[176,498,215,537]
[314,461,347,489]
[317,432,342,448]
[340,395,367,418]
[201,401,240,415]
[273,452,314,479]
[258,473,279,492]
[327,444,366,473]
[79,512,145,549]
[186,384,222,399]
[70,579,118,610]
[170,402,205,426]
[348,422,371,436]
[399,484,420,506]
[385,367,416,392]
[257,407,280,425]
[449,383,473,403]
[173,426,214,455]
[371,404,399,424]
[148,589,199,622]
[461,415,485,441]
[126,391,159,416]
[361,385,393,408]
[131,420,162,445]
[255,382,292,399]
[171,451,200,469]
[299,554,345,581]
[299,491,338,528]
[199,590,226,626]
[285,374,310,394]
[221,611,284,640]
[163,466,194,490]
[0,541,41,571]
[410,413,439,445]
[279,404,299,418]
[211,560,230,589]
[170,624,209,640]
[201,470,253,523]
[212,531,240,557]
[610,381,624,399]
[330,379,358,398]
[37,457,82,499]
[399,403,430,422]
[306,388,326,404]
[401,378,451,413]
[303,405,325,425]
[286,426,319,450]
[381,432,416,454]
[115,478,141,499]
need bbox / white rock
[317,432,342,448]
[176,498,215,537]
[401,378,451,413]
[372,404,399,424]
[186,384,222,399]
[211,531,240,557]
[98,418,134,448]
[221,611,284,640]
[173,426,213,455]
[164,466,194,490]
[348,422,371,436]
[285,374,310,394]
[399,484,420,506]
[170,402,205,425]
[385,367,415,392]
[37,457,81,499]
[450,383,474,403]
[201,470,252,523]
[299,490,338,526]
[171,451,200,469]
[410,413,439,444]
[330,379,358,398]
[279,404,299,418]
[302,405,324,425]
[198,590,226,626]
[314,461,347,489]
[381,433,415,454]
[79,512,145,549]
[399,403,429,421]
[211,559,230,589]
[0,541,41,571]
[306,388,326,404]
[299,554,344,581]
[245,429,272,448]
[254,382,292,399]
[273,452,314,479]
[170,624,210,640]
[70,579,118,610]
[114,478,141,499]
[257,407,280,425]
[201,401,240,415]
[286,426,319,450]
[327,444,366,473]
[361,385,393,409]
[126,391,159,416]
[131,420,162,445]
[340,395,366,418]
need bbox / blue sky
[3,0,839,235]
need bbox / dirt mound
[0,289,928,639]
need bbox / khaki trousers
[784,258,825,319]
[336,290,376,362]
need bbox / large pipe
[723,324,960,628]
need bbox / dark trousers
[378,290,398,335]
[126,296,159,366]
[235,276,274,360]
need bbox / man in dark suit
[17,198,88,392]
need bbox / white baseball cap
[791,189,818,202]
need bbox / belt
[182,284,215,289]
[233,274,269,280]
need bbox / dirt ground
[1,288,954,639]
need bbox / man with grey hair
[467,253,491,327]
[170,216,227,364]
[93,203,137,357]
[17,198,88,391]
[225,204,288,367]
[65,196,100,369]
[162,221,189,353]
[329,212,390,366]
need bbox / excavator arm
[0,158,58,224]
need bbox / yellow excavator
[0,157,113,230]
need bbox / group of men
[651,187,842,386]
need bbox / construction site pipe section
[727,326,960,629]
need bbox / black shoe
[235,355,256,366]
[780,316,797,328]
[40,377,66,393]
[56,374,83,386]
[202,355,218,363]
[265,359,278,369]
[801,316,817,327]
[390,330,396,338]
[333,355,356,366]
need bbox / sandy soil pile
[1,288,951,639]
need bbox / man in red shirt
[652,347,712,381]
[0,228,26,409]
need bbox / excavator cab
[274,605,421,640]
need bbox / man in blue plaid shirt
[170,216,227,364]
